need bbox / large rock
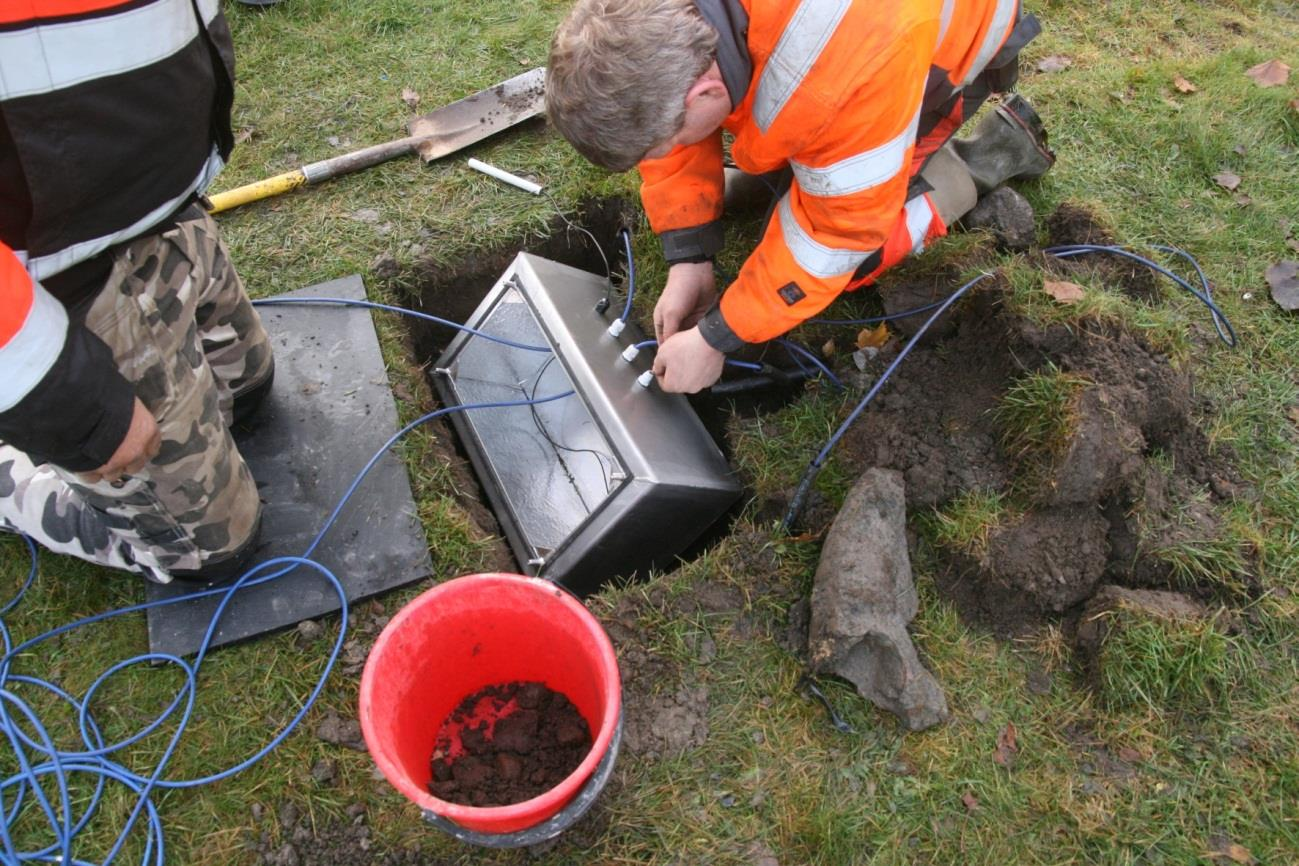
[807,469,948,731]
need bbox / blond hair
[546,0,717,171]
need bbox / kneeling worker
[546,0,1055,392]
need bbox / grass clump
[993,362,1090,461]
[1093,607,1233,714]
[923,489,1011,559]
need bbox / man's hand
[654,261,717,343]
[81,397,161,484]
[652,326,725,393]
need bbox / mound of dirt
[815,204,1251,636]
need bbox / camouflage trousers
[0,208,273,583]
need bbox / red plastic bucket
[359,573,622,845]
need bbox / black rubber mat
[145,276,432,655]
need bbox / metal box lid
[433,253,741,594]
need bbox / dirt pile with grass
[822,205,1252,637]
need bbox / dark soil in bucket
[429,681,592,808]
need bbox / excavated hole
[401,197,805,580]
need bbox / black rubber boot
[232,361,275,426]
[950,94,1056,195]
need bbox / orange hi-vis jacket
[639,0,1024,347]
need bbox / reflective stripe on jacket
[0,0,234,468]
[0,0,235,281]
[639,0,1020,344]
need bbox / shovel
[207,67,546,214]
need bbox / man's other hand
[654,261,717,342]
[652,326,725,393]
[82,397,161,483]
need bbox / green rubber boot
[950,94,1056,195]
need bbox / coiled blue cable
[0,293,576,862]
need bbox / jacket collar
[693,0,751,108]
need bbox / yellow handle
[206,169,308,214]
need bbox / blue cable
[782,273,992,530]
[1043,243,1235,346]
[776,339,845,390]
[251,297,551,353]
[618,228,637,324]
[0,389,575,862]
[627,339,762,372]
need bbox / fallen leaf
[1037,55,1073,74]
[401,87,420,110]
[234,126,255,145]
[1173,74,1198,93]
[856,323,889,350]
[1234,193,1253,207]
[1206,841,1256,864]
[1266,261,1299,311]
[1117,746,1145,763]
[1289,406,1299,426]
[1244,59,1290,88]
[961,791,980,812]
[1288,238,1299,253]
[993,721,1018,766]
[1044,280,1086,304]
[1213,171,1242,191]
[821,338,836,357]
[1233,143,1248,156]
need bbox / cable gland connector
[620,345,640,363]
[636,370,655,389]
[606,319,626,338]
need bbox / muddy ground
[246,201,1255,863]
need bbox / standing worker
[546,0,1055,392]
[0,0,274,584]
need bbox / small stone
[277,802,299,830]
[1026,668,1052,696]
[719,793,737,808]
[962,186,1037,251]
[310,758,337,785]
[346,802,367,820]
[270,843,299,866]
[370,253,399,280]
[295,620,323,647]
[250,803,265,821]
[751,730,766,745]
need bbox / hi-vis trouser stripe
[21,149,225,281]
[962,0,1019,85]
[0,0,217,100]
[0,255,67,412]
[776,195,875,278]
[791,108,921,197]
[903,195,936,253]
[753,0,852,132]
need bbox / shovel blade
[407,66,546,163]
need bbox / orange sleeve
[637,132,725,235]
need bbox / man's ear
[684,65,728,109]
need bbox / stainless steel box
[432,252,742,595]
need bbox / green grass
[3,0,1299,863]
[994,363,1092,461]
[1093,608,1235,714]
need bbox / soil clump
[813,203,1250,636]
[428,681,592,808]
